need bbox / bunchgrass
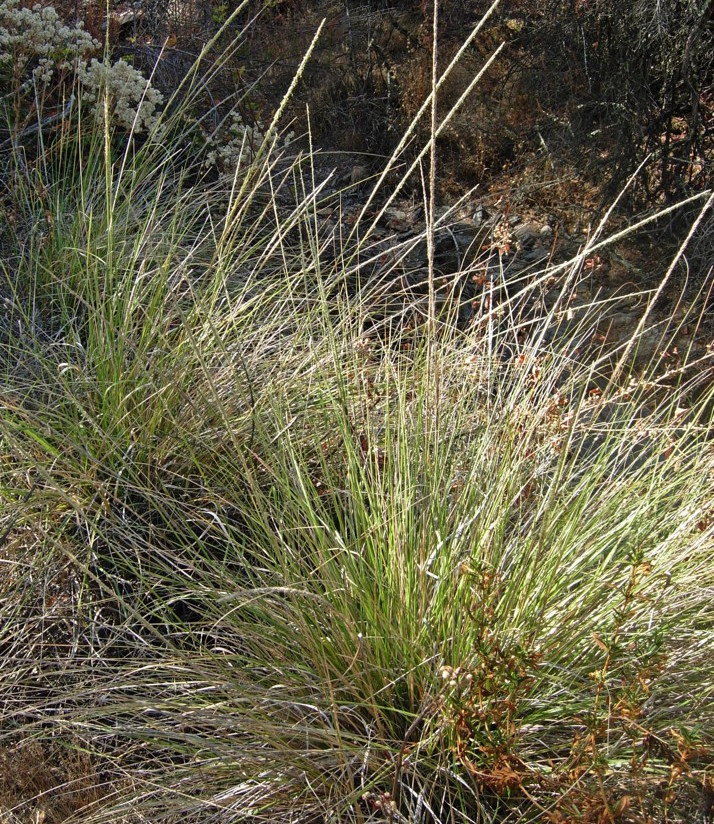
[1,8,713,823]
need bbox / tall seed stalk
[426,0,440,454]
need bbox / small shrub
[0,0,163,142]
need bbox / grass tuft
[1,8,712,823]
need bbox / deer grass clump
[1,4,713,822]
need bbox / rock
[602,311,635,338]
[350,164,368,185]
[599,313,666,368]
[512,221,553,250]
